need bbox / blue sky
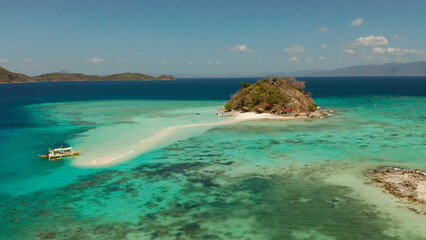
[0,0,425,75]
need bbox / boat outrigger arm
[38,146,83,160]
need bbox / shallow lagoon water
[0,78,425,239]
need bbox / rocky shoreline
[367,166,426,214]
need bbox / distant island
[225,76,323,118]
[0,66,175,83]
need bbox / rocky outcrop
[284,87,317,113]
[368,166,426,213]
[224,76,318,113]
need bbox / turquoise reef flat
[0,78,425,239]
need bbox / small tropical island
[0,66,175,83]
[224,76,329,120]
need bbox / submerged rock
[368,166,426,213]
[179,222,201,236]
[37,231,56,239]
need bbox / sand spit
[74,110,331,168]
[79,116,240,167]
[368,166,426,213]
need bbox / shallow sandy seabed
[74,111,327,168]
[325,164,426,239]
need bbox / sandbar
[73,110,331,168]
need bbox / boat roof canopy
[52,147,72,151]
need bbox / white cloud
[365,55,374,60]
[0,59,10,63]
[228,44,246,51]
[289,57,301,64]
[317,27,329,32]
[116,58,135,63]
[277,58,283,62]
[187,61,197,65]
[321,44,327,49]
[85,58,105,64]
[350,18,364,27]
[393,34,407,42]
[350,35,388,47]
[227,44,254,53]
[206,61,223,65]
[305,57,314,64]
[284,45,306,53]
[372,47,426,55]
[160,60,172,64]
[342,49,355,54]
[305,57,325,64]
[24,58,33,62]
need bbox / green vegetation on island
[0,66,33,83]
[0,66,175,83]
[225,76,318,113]
[32,73,103,82]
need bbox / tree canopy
[225,76,317,113]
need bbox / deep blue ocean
[1,77,425,128]
[0,77,425,240]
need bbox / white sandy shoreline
[231,111,329,121]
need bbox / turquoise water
[0,79,425,239]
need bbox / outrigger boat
[38,146,83,161]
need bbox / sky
[0,0,425,76]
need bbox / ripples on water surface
[0,77,425,239]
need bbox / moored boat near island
[38,146,83,161]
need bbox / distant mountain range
[177,61,426,78]
[0,66,175,83]
[307,61,426,77]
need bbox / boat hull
[38,150,83,160]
